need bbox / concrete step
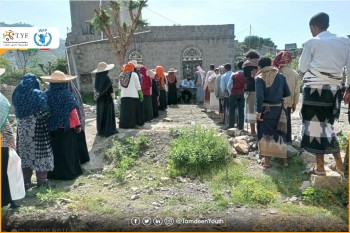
[310,166,345,192]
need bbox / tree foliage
[37,58,67,75]
[241,36,276,52]
[16,50,38,75]
[92,0,148,70]
[52,58,68,74]
[291,54,300,71]
[0,57,11,71]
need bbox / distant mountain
[0,22,33,27]
[0,22,66,68]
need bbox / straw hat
[146,69,155,78]
[0,68,5,76]
[92,62,115,73]
[128,60,143,69]
[167,68,177,73]
[41,70,76,83]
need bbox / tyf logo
[3,30,15,41]
[34,29,52,46]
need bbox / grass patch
[69,196,120,215]
[104,134,149,182]
[209,160,278,206]
[168,125,230,177]
[209,160,248,187]
[268,156,309,196]
[301,185,348,223]
[166,195,196,206]
[278,202,348,224]
[302,186,343,207]
[36,188,68,204]
[212,188,230,209]
[232,178,278,206]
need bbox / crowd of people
[1,69,91,208]
[1,12,349,209]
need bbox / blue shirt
[181,79,195,87]
[220,71,233,93]
[255,73,290,113]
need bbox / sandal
[308,166,326,176]
[329,163,345,181]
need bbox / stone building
[66,0,237,91]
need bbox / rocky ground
[2,95,349,232]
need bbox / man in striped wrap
[298,12,350,177]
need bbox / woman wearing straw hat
[119,62,143,128]
[1,68,19,208]
[42,71,82,180]
[167,68,178,105]
[12,73,54,187]
[92,62,118,137]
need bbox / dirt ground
[1,95,349,232]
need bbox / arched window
[182,47,202,61]
[128,51,143,62]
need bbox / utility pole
[248,25,252,49]
[100,0,103,40]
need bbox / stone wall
[67,24,236,92]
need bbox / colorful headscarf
[155,66,165,89]
[120,63,135,88]
[0,93,10,130]
[46,83,77,131]
[123,63,135,73]
[12,73,48,119]
[140,66,147,78]
[272,50,292,68]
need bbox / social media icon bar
[153,217,163,226]
[164,217,175,226]
[131,217,140,226]
[142,217,152,226]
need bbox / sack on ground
[7,148,26,200]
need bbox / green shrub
[337,132,349,152]
[0,70,23,85]
[80,91,95,106]
[302,187,343,207]
[169,125,230,177]
[104,134,149,181]
[232,179,277,205]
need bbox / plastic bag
[7,148,25,200]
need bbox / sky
[0,0,349,49]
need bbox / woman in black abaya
[92,62,118,137]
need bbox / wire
[144,7,181,25]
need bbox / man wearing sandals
[298,12,350,177]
